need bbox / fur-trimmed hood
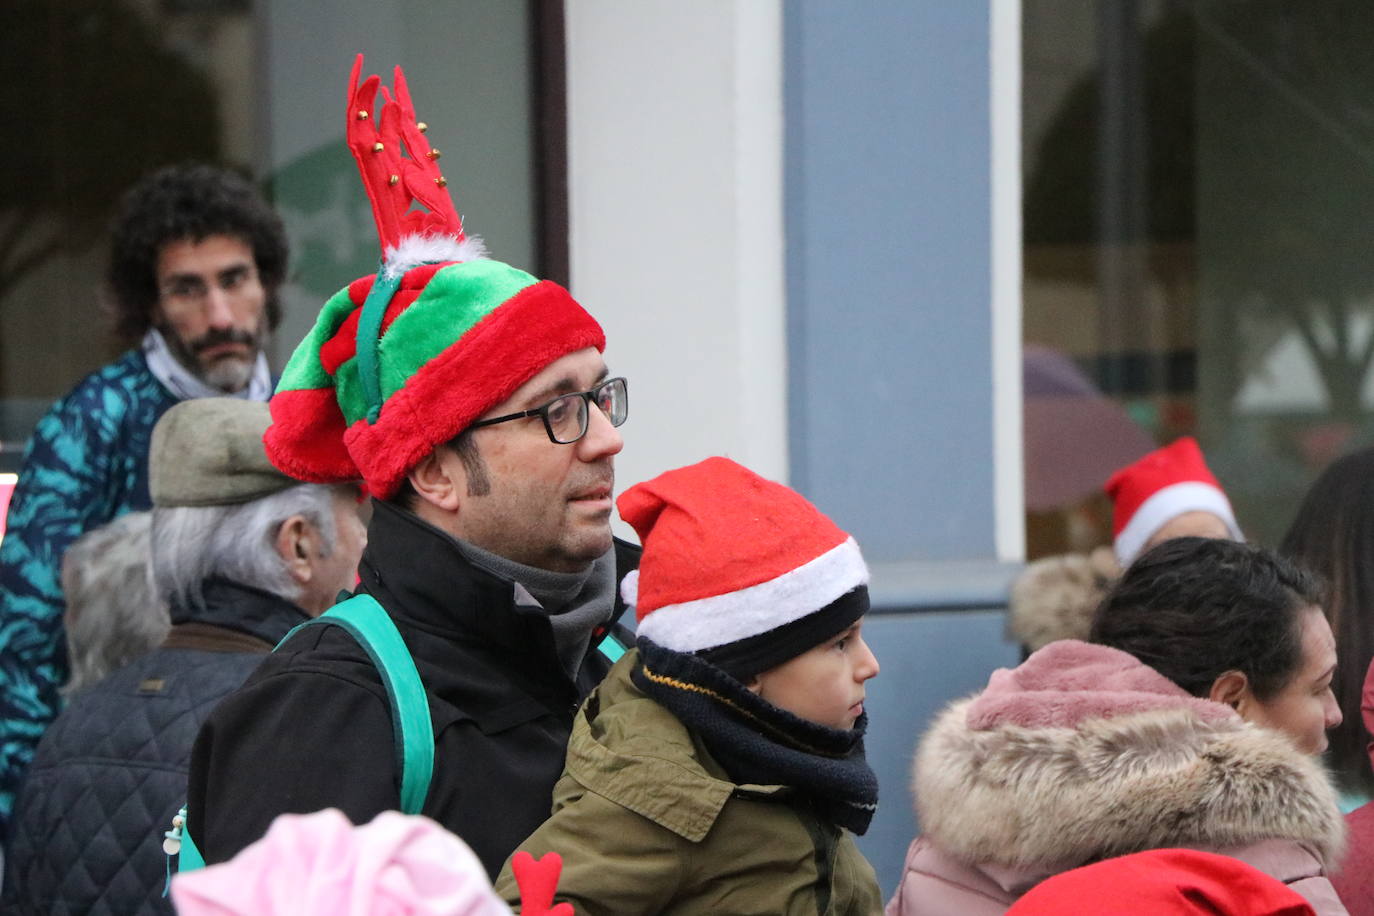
[1007,547,1119,650]
[913,641,1346,873]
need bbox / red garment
[1006,849,1314,916]
[1330,657,1374,914]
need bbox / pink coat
[886,641,1348,916]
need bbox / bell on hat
[264,55,605,500]
[1105,436,1242,567]
[617,457,869,678]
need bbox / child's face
[747,618,880,730]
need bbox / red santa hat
[617,457,870,678]
[1106,436,1241,566]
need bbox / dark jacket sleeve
[187,666,400,863]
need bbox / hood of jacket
[564,650,787,843]
[1007,547,1119,651]
[914,641,1345,873]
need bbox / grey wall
[783,1,1019,898]
[784,1,997,564]
[858,610,1021,898]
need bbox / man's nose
[577,401,624,461]
[205,286,236,329]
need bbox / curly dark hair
[106,163,289,339]
[1090,537,1324,702]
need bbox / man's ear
[407,448,463,512]
[1208,669,1251,711]
[275,514,316,587]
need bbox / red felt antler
[510,851,574,916]
[345,54,465,257]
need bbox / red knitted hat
[1105,436,1240,566]
[1006,849,1314,915]
[617,457,869,674]
[263,56,604,499]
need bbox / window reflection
[1023,0,1374,553]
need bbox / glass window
[0,0,248,472]
[0,0,558,476]
[1022,0,1374,554]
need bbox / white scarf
[142,328,273,402]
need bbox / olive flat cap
[151,398,298,508]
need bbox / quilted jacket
[0,349,178,829]
[2,580,308,915]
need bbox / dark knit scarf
[632,637,878,835]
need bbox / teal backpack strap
[165,593,434,892]
[596,629,626,664]
[276,594,435,813]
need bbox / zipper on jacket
[796,801,836,914]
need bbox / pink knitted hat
[170,809,570,916]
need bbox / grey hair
[62,511,168,696]
[150,483,338,610]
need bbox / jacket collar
[356,501,630,688]
[567,653,787,843]
[169,579,310,647]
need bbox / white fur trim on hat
[1113,481,1242,567]
[381,233,489,280]
[634,537,869,653]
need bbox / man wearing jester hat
[187,57,638,879]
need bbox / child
[494,457,883,915]
[171,808,570,916]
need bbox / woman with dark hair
[888,538,1346,915]
[1280,447,1374,805]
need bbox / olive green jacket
[495,651,883,916]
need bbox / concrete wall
[565,0,790,514]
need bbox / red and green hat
[265,55,604,499]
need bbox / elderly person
[58,510,167,696]
[2,398,366,915]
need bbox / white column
[565,0,788,524]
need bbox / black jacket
[2,580,308,916]
[186,501,640,878]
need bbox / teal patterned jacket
[0,350,177,832]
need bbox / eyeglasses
[468,377,628,444]
[158,264,261,314]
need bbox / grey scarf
[455,539,618,678]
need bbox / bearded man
[0,163,289,828]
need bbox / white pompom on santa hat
[1106,436,1242,567]
[617,457,870,678]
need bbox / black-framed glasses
[469,377,628,444]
